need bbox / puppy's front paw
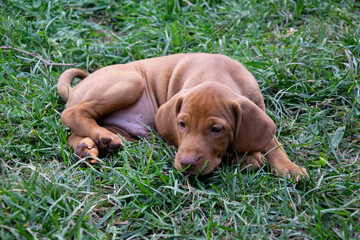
[75,137,99,163]
[237,152,265,171]
[272,164,308,182]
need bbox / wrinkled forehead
[180,90,228,117]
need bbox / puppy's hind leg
[61,69,146,155]
[67,133,99,163]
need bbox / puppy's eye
[178,120,186,129]
[211,125,223,133]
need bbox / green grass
[1,0,359,239]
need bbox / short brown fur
[58,53,307,181]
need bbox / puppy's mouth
[181,161,209,175]
[175,155,221,176]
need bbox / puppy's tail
[57,68,88,102]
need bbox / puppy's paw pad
[96,135,123,152]
[75,138,99,162]
[108,141,122,151]
[101,137,112,145]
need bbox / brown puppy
[58,53,307,181]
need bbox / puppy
[58,53,307,180]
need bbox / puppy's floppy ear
[231,96,276,153]
[155,91,186,146]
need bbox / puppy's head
[156,83,275,175]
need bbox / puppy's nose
[180,156,199,170]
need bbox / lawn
[1,0,359,239]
